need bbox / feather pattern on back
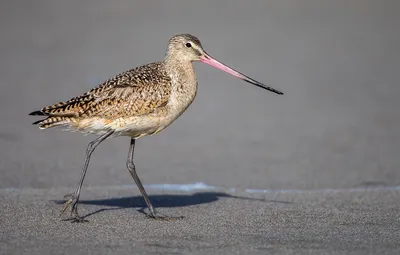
[30,62,172,129]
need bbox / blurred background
[1,0,399,191]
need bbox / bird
[29,34,283,222]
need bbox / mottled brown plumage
[31,62,173,131]
[29,34,282,222]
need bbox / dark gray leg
[60,130,114,222]
[126,138,183,220]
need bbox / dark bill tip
[242,75,284,95]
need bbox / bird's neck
[164,57,197,93]
[163,57,198,110]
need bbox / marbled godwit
[29,34,283,222]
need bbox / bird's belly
[73,89,197,138]
[121,98,195,137]
[75,106,184,138]
[114,114,177,138]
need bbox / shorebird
[29,34,283,222]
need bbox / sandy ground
[2,186,400,254]
[1,0,400,254]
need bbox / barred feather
[29,62,173,131]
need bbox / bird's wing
[37,62,172,118]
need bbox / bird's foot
[59,193,88,223]
[146,210,184,221]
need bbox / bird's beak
[199,52,283,95]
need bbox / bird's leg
[126,138,184,221]
[60,130,114,222]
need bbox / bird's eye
[185,42,192,48]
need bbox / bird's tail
[29,111,70,129]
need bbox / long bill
[200,53,283,95]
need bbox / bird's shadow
[53,192,290,220]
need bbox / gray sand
[2,186,400,254]
[1,0,400,254]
